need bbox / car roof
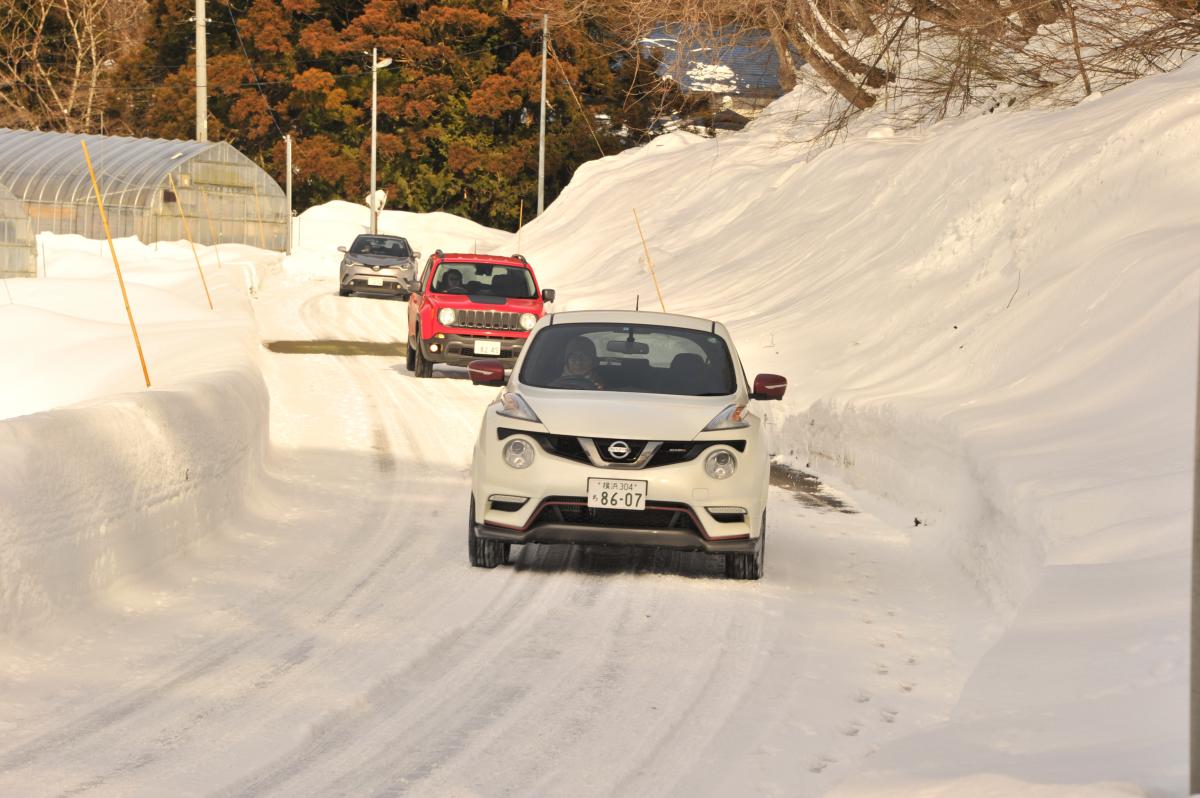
[354,233,407,240]
[437,253,530,267]
[540,310,729,335]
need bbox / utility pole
[1192,312,1199,794]
[368,48,392,235]
[195,0,207,142]
[285,134,293,255]
[537,14,547,217]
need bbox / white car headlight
[704,449,738,480]
[438,308,457,326]
[702,404,750,431]
[496,392,540,423]
[503,438,535,469]
[519,312,537,331]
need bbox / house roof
[640,25,802,96]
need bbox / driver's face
[446,274,461,287]
[565,350,594,375]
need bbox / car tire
[726,514,765,580]
[405,340,416,372]
[413,338,433,378]
[468,497,509,568]
[338,287,350,297]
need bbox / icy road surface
[0,275,993,797]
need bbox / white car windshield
[520,323,737,396]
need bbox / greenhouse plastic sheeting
[0,178,35,278]
[0,129,287,253]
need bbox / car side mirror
[751,373,787,401]
[468,359,506,386]
[337,245,347,253]
[541,288,556,303]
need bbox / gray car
[338,234,420,299]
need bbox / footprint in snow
[899,682,915,693]
[809,754,836,774]
[840,721,862,737]
[854,690,871,704]
[875,663,889,675]
[880,708,898,724]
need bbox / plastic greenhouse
[0,129,287,256]
[0,177,36,278]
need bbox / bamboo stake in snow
[81,140,151,388]
[198,186,223,270]
[251,180,266,249]
[632,208,666,312]
[168,173,213,310]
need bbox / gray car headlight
[438,308,457,326]
[503,438,536,469]
[519,312,537,331]
[704,449,737,480]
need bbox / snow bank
[0,235,272,632]
[515,60,1198,792]
[285,199,511,281]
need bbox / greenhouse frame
[0,177,36,278]
[0,129,288,261]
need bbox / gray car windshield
[431,263,536,299]
[349,235,411,257]
[520,323,737,396]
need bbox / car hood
[343,254,415,268]
[516,387,737,441]
[433,294,542,310]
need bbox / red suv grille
[455,309,523,331]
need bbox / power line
[223,0,286,139]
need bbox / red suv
[406,251,555,378]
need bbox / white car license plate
[587,478,647,511]
[367,277,384,287]
[474,339,501,356]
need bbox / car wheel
[338,287,350,297]
[405,340,416,372]
[726,514,765,580]
[468,496,509,568]
[413,339,433,378]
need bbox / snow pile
[285,199,510,281]
[0,235,273,632]
[516,60,1198,792]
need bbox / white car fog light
[503,438,535,469]
[519,312,537,331]
[430,343,440,353]
[704,449,737,480]
[438,308,457,326]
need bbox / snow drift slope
[0,236,270,633]
[514,61,1199,793]
[524,61,1198,607]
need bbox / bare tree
[0,0,142,132]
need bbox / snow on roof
[641,25,801,96]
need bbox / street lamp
[367,48,393,234]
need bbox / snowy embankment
[0,207,511,636]
[0,236,271,633]
[511,63,1198,792]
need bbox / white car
[467,310,787,579]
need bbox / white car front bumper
[470,419,768,554]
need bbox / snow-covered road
[0,274,992,796]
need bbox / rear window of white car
[520,323,737,396]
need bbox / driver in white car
[550,336,605,390]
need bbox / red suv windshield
[432,262,536,299]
